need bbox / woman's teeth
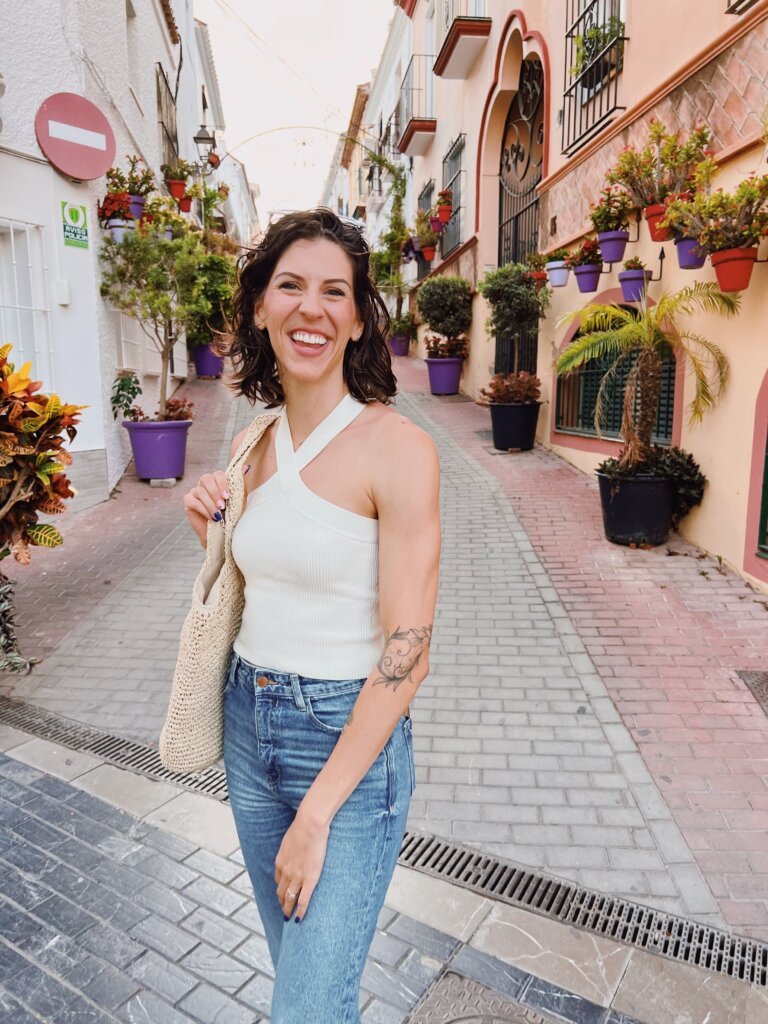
[291,332,329,347]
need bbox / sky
[193,0,395,226]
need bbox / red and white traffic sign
[34,93,116,181]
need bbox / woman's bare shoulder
[363,402,438,466]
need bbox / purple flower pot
[618,269,651,302]
[425,357,463,395]
[389,335,410,357]
[429,216,443,233]
[597,230,630,264]
[163,227,173,240]
[193,343,225,378]
[675,237,706,270]
[129,194,146,220]
[123,419,192,480]
[105,219,134,243]
[573,264,602,293]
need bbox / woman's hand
[182,471,230,547]
[274,807,330,922]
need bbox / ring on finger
[286,888,297,901]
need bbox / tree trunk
[158,322,171,420]
[619,347,661,471]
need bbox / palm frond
[654,281,740,322]
[592,350,632,435]
[555,329,641,374]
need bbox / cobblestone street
[1,360,768,1021]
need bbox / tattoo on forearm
[371,625,433,692]
[343,707,354,731]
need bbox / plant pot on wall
[597,230,630,263]
[165,179,186,200]
[618,269,652,302]
[429,216,443,233]
[123,419,193,480]
[129,195,146,220]
[105,219,135,243]
[489,402,541,451]
[437,205,452,224]
[573,264,602,293]
[597,472,673,547]
[389,335,410,357]
[710,247,758,292]
[644,204,671,242]
[545,260,570,288]
[675,237,706,270]
[421,245,437,262]
[193,344,224,378]
[529,270,548,292]
[425,357,462,395]
[178,195,193,213]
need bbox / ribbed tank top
[231,393,382,679]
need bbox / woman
[182,208,441,1023]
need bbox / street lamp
[191,124,219,176]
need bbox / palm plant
[556,283,738,472]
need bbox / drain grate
[736,670,768,716]
[2,697,767,988]
[0,697,228,801]
[398,832,768,989]
[407,972,553,1023]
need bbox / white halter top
[231,393,382,678]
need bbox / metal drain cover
[736,671,768,716]
[408,972,555,1023]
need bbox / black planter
[596,472,673,547]
[489,402,541,451]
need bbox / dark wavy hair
[221,208,395,407]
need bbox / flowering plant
[425,334,468,359]
[105,166,128,194]
[480,371,541,404]
[414,209,441,248]
[545,247,570,263]
[664,176,768,253]
[160,159,195,182]
[436,188,453,208]
[565,239,602,268]
[98,192,132,223]
[590,186,632,232]
[623,256,646,270]
[125,155,155,197]
[525,252,548,271]
[606,122,716,208]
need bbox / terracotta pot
[644,204,671,242]
[529,270,548,292]
[437,205,452,224]
[421,245,437,262]
[178,195,193,213]
[165,179,186,200]
[710,247,758,292]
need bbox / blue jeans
[223,652,415,1024]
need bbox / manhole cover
[408,972,555,1023]
[736,671,768,716]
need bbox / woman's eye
[327,288,345,297]
[279,281,299,290]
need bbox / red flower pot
[710,247,758,292]
[644,204,671,242]
[529,270,548,292]
[165,179,186,199]
[421,245,436,262]
[178,195,193,213]
[437,205,452,224]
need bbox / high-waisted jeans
[222,652,415,1024]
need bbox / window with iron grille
[726,0,759,13]
[0,218,54,389]
[441,134,464,257]
[416,179,435,281]
[555,334,675,446]
[156,63,179,169]
[758,430,768,558]
[562,0,626,157]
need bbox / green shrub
[416,275,473,339]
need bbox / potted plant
[606,122,716,242]
[389,312,415,357]
[480,371,542,451]
[416,275,472,395]
[161,159,195,200]
[98,191,134,243]
[414,209,441,262]
[187,247,237,378]
[125,154,155,221]
[660,192,707,269]
[570,14,625,90]
[525,252,549,291]
[566,239,603,293]
[142,195,186,240]
[100,223,210,479]
[436,188,453,224]
[664,175,768,291]
[545,247,571,288]
[618,256,652,302]
[429,213,444,234]
[556,282,738,546]
[590,185,633,263]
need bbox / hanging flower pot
[163,226,173,240]
[165,179,186,200]
[437,205,452,224]
[644,204,671,242]
[573,264,602,293]
[421,245,437,262]
[528,270,548,292]
[710,247,758,292]
[597,230,630,264]
[128,194,146,220]
[193,344,225,378]
[675,237,706,270]
[618,269,652,302]
[178,195,193,213]
[429,215,443,233]
[105,219,135,244]
[545,260,570,288]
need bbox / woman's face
[255,237,364,387]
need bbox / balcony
[433,0,491,79]
[726,0,760,11]
[397,55,437,157]
[366,164,385,214]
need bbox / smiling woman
[178,207,442,1024]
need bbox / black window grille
[156,64,178,169]
[366,163,383,198]
[416,180,435,281]
[726,0,759,12]
[562,0,626,156]
[759,429,768,558]
[441,134,464,258]
[555,337,675,445]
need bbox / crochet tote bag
[160,410,280,773]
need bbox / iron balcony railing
[416,179,435,281]
[156,63,179,169]
[441,134,465,258]
[726,0,759,12]
[435,0,488,55]
[562,0,626,156]
[398,54,435,137]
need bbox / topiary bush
[416,275,473,341]
[477,263,549,337]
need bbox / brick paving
[395,355,768,940]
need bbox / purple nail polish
[213,511,222,522]
[294,915,301,924]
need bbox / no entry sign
[34,93,116,181]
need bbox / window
[758,431,768,557]
[417,179,435,281]
[556,332,675,445]
[156,63,178,169]
[441,134,465,257]
[726,0,760,12]
[116,312,144,373]
[0,218,54,389]
[562,0,626,156]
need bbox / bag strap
[222,410,281,553]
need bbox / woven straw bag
[159,410,280,773]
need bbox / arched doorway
[497,56,544,375]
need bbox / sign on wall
[61,202,89,248]
[35,93,115,180]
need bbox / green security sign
[61,202,89,249]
